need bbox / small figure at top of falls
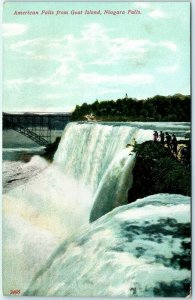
[153,130,158,142]
[171,134,178,157]
[165,132,172,148]
[159,131,165,145]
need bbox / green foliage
[133,141,172,159]
[128,141,191,203]
[153,157,191,195]
[71,94,191,122]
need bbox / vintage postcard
[2,1,191,297]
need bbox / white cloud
[88,37,177,68]
[5,22,178,104]
[4,73,69,88]
[40,93,67,100]
[54,63,70,77]
[9,24,177,75]
[135,3,151,9]
[148,9,165,19]
[11,38,61,60]
[88,38,154,66]
[158,64,179,74]
[21,105,75,113]
[4,78,34,87]
[10,35,80,67]
[111,39,151,54]
[160,42,177,52]
[79,73,153,85]
[89,59,116,66]
[81,23,109,43]
[3,23,27,36]
[97,88,125,96]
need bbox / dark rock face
[128,141,191,203]
[43,137,61,161]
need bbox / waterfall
[90,148,136,222]
[2,122,190,295]
[53,122,153,222]
[54,122,152,193]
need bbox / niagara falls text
[13,9,142,16]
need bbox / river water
[3,129,63,161]
[2,122,191,297]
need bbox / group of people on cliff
[153,131,178,156]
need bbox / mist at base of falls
[25,194,190,297]
[2,122,191,296]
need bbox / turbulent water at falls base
[2,122,191,296]
[25,194,190,297]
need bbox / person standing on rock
[165,132,171,148]
[171,134,178,157]
[153,131,158,142]
[159,131,165,145]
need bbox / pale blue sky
[3,2,190,112]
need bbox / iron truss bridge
[3,112,71,146]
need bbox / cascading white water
[90,147,136,222]
[24,194,191,297]
[3,122,190,296]
[54,123,153,193]
[3,122,152,294]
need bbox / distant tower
[125,93,128,99]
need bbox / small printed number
[10,290,20,295]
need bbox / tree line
[71,94,191,122]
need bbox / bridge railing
[3,113,71,146]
